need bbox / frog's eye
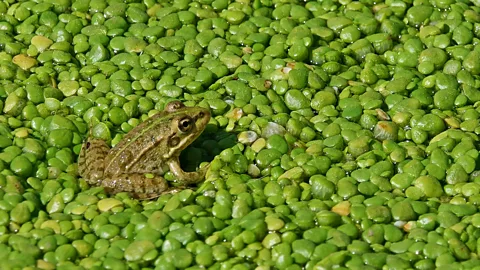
[179,117,193,132]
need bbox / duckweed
[2,0,480,268]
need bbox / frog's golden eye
[198,112,205,118]
[179,117,193,132]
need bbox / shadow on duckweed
[179,124,237,172]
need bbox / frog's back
[104,111,173,175]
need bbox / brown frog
[78,101,211,199]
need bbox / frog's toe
[199,162,210,175]
[135,193,161,200]
[161,186,186,195]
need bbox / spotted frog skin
[78,101,211,199]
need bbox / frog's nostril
[86,142,91,149]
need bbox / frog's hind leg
[101,174,169,200]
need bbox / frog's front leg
[168,157,209,185]
[101,173,169,200]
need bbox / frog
[77,101,211,199]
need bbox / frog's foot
[101,173,169,200]
[168,160,210,185]
[161,186,187,195]
[136,186,186,200]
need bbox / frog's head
[164,104,211,159]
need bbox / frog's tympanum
[78,101,211,199]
